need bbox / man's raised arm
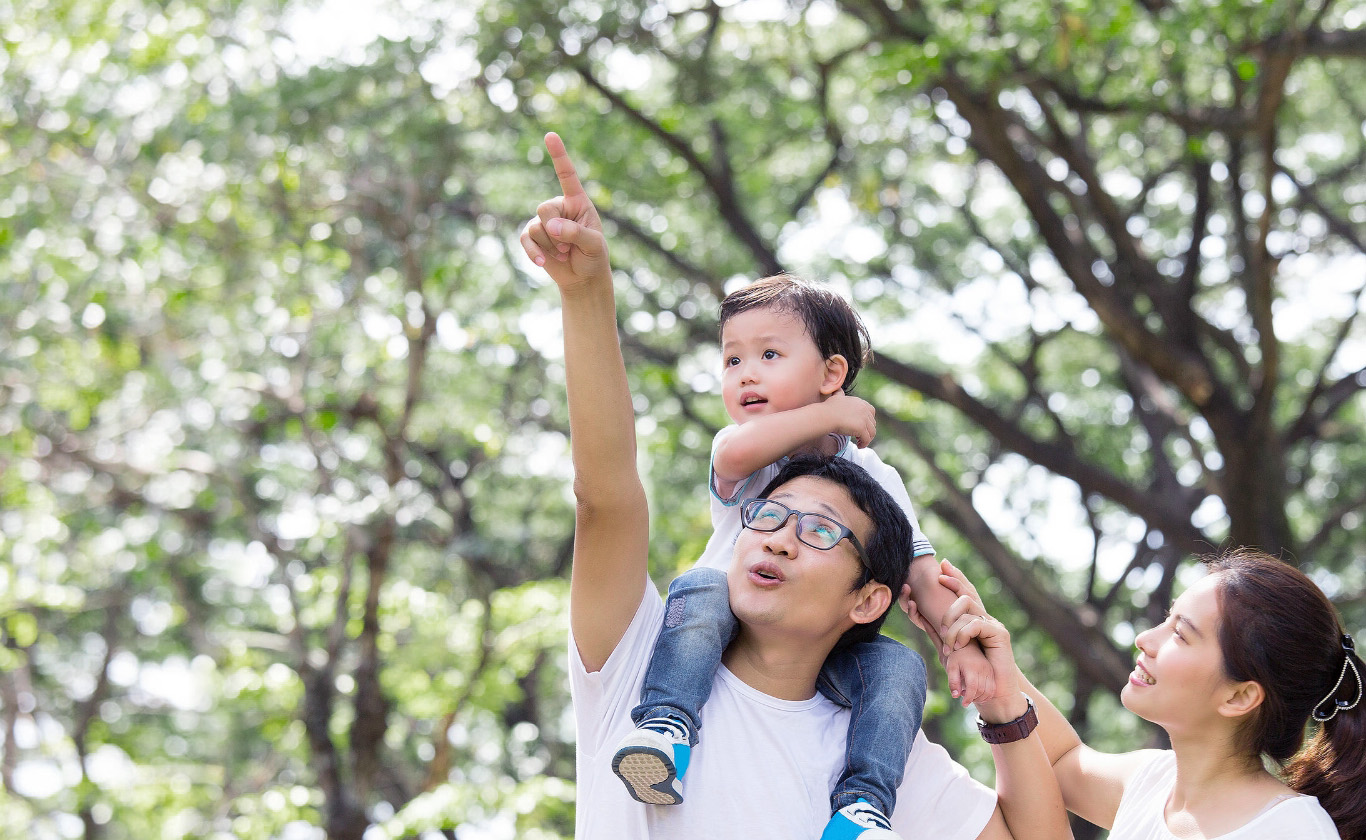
[521,133,649,672]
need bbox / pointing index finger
[544,132,586,199]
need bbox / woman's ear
[822,354,849,396]
[850,582,891,625]
[1218,680,1266,720]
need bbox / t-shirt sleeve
[891,732,996,840]
[567,578,664,759]
[1107,749,1173,838]
[1260,798,1344,839]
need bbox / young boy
[611,275,994,840]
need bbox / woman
[924,548,1364,840]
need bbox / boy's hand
[520,132,609,291]
[933,559,1024,706]
[822,390,876,448]
[904,558,1003,706]
[945,643,996,708]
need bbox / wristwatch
[977,695,1039,744]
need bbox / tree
[486,0,1366,625]
[3,0,1363,838]
[476,0,1366,829]
[3,2,576,837]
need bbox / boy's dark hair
[719,275,873,393]
[757,455,912,647]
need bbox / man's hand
[520,132,609,290]
[821,390,876,448]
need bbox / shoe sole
[611,746,682,805]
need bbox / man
[520,132,1067,840]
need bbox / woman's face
[1121,572,1240,735]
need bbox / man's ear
[821,354,849,396]
[850,582,891,625]
[1218,680,1266,720]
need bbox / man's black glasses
[739,498,871,569]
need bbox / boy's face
[720,305,840,426]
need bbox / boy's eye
[726,356,740,367]
[762,349,778,360]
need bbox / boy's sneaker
[820,799,901,840]
[610,716,692,805]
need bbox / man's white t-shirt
[1110,751,1340,840]
[696,426,935,571]
[569,579,997,840]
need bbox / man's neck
[720,630,835,701]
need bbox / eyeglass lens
[744,500,844,550]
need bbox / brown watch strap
[977,696,1039,744]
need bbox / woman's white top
[1110,751,1341,840]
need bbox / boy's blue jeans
[632,566,927,817]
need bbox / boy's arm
[908,556,995,703]
[521,133,648,673]
[853,447,996,701]
[713,391,875,492]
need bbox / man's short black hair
[757,455,913,646]
[719,275,873,393]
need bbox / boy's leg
[613,566,736,805]
[633,566,736,737]
[817,634,927,833]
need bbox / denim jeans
[818,634,927,816]
[634,566,926,818]
[633,566,736,747]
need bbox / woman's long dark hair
[1208,548,1365,840]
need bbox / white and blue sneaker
[610,716,692,805]
[821,799,901,840]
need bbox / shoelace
[640,716,690,741]
[846,802,891,829]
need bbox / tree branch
[878,412,1134,690]
[871,354,1209,553]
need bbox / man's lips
[747,561,785,584]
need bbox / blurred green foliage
[2,0,1363,838]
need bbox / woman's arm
[946,609,1071,840]
[1014,670,1150,829]
[931,560,1153,831]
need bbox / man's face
[726,475,876,643]
[720,305,835,427]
